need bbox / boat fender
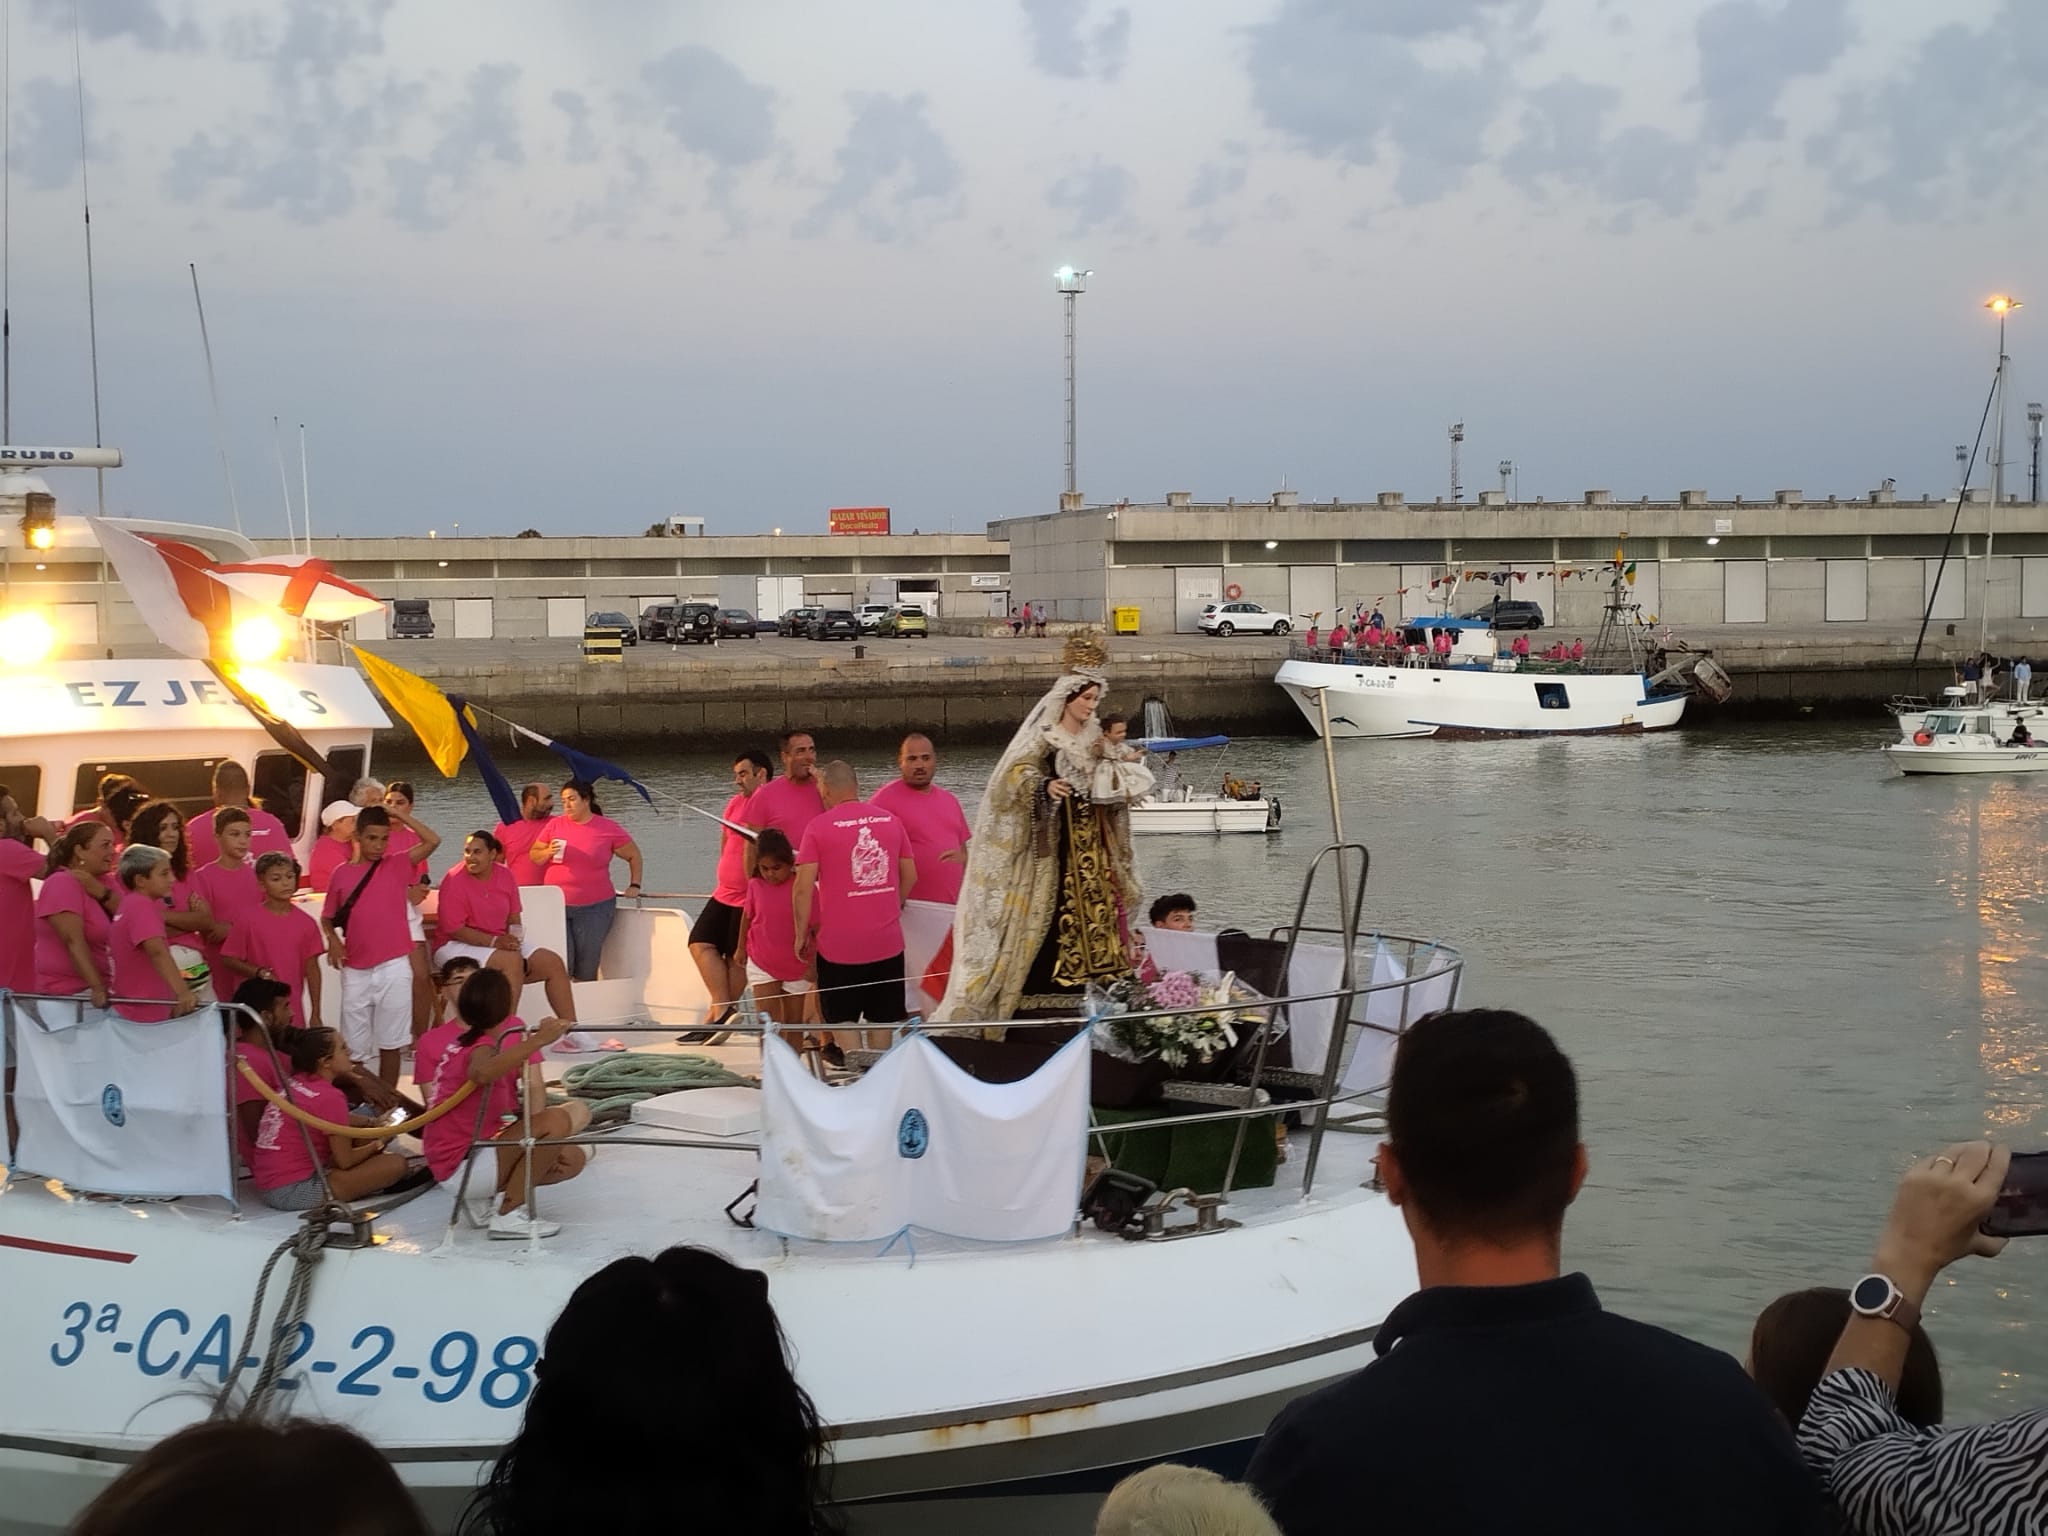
[1224,582,1243,601]
[1914,730,1933,746]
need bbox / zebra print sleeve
[1799,1366,2048,1533]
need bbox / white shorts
[407,904,426,945]
[746,961,812,994]
[340,956,413,1060]
[434,937,537,971]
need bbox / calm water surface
[390,716,2048,1420]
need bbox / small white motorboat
[1883,704,2048,774]
[1128,735,1280,835]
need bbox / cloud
[796,93,962,242]
[386,64,524,233]
[552,89,599,165]
[1500,76,1700,218]
[1021,0,1131,81]
[1694,0,1853,145]
[28,0,199,51]
[1047,157,1133,234]
[1186,145,1248,209]
[12,77,88,190]
[640,45,775,169]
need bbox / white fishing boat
[1128,735,1279,836]
[1274,566,1727,740]
[1882,704,2048,775]
[0,508,1466,1534]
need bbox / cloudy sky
[4,0,2043,537]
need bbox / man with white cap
[306,801,358,893]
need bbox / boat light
[1264,540,1279,550]
[0,608,56,666]
[1706,536,1720,545]
[230,615,286,664]
[26,523,55,550]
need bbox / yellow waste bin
[1113,606,1141,635]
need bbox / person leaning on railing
[108,845,199,1022]
[33,820,118,1010]
[0,783,63,996]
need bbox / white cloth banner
[756,1031,1089,1244]
[7,998,234,1201]
[1346,941,1460,1093]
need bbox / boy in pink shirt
[109,845,198,1022]
[322,804,441,1085]
[190,807,262,987]
[868,732,972,905]
[221,853,327,1029]
[794,762,916,1042]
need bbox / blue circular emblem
[897,1108,929,1160]
[100,1084,126,1128]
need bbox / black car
[716,608,759,639]
[638,603,680,640]
[1461,598,1545,631]
[805,608,859,641]
[390,599,434,639]
[780,606,823,636]
[658,603,718,643]
[586,610,638,646]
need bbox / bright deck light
[26,524,54,550]
[230,615,285,663]
[0,609,56,666]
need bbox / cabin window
[0,765,44,820]
[1535,683,1571,711]
[253,753,310,840]
[321,746,368,808]
[70,757,223,822]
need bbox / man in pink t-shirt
[495,781,552,889]
[795,762,916,1037]
[868,732,972,905]
[187,760,294,869]
[321,804,441,1084]
[745,729,824,876]
[689,749,771,1025]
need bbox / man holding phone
[1799,1140,2048,1531]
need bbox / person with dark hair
[435,830,578,1030]
[381,780,439,1046]
[186,758,292,867]
[1749,1287,1941,1431]
[495,780,554,889]
[1246,1008,1828,1535]
[220,852,326,1028]
[746,730,825,877]
[33,819,117,1008]
[1149,893,1198,931]
[415,957,482,1093]
[869,732,973,904]
[691,749,774,1028]
[108,845,198,1021]
[737,827,809,1036]
[248,1025,416,1209]
[533,779,641,985]
[795,761,915,1045]
[125,799,213,947]
[65,772,141,835]
[0,783,62,996]
[71,1416,428,1536]
[191,805,262,987]
[323,803,441,1085]
[419,967,587,1240]
[457,1245,838,1536]
[228,977,294,1168]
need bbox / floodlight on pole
[1980,294,2021,653]
[1497,459,1514,499]
[1056,267,1092,497]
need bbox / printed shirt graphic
[798,805,910,966]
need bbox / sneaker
[488,1207,561,1241]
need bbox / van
[391,600,434,639]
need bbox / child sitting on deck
[248,1025,421,1211]
[414,956,481,1095]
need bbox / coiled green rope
[559,1052,757,1123]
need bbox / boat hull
[1882,744,2048,774]
[1128,799,1275,835]
[1275,659,1687,739]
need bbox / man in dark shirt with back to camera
[1245,1008,1830,1536]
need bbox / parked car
[779,606,823,636]
[856,603,892,632]
[664,603,719,644]
[805,608,860,641]
[637,603,680,640]
[1198,601,1291,637]
[1461,598,1546,631]
[585,610,638,646]
[874,606,929,638]
[716,608,759,639]
[390,599,434,639]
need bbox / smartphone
[1984,1150,2048,1238]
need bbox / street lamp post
[1055,266,1091,499]
[1497,459,1514,500]
[2028,402,2044,504]
[1982,295,2021,655]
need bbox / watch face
[1852,1275,1893,1313]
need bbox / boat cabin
[1395,616,1498,665]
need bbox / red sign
[828,506,891,536]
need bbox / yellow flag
[352,646,468,778]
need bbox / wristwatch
[1850,1273,1921,1334]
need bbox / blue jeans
[563,897,617,982]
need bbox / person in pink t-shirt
[414,956,480,1093]
[322,804,441,1085]
[735,828,812,1037]
[744,730,825,876]
[33,821,118,1006]
[689,749,772,1028]
[532,779,642,983]
[124,800,214,952]
[434,830,577,1021]
[185,760,293,869]
[190,807,264,987]
[248,1025,415,1211]
[306,801,357,892]
[795,762,916,1040]
[868,732,972,905]
[220,853,327,1029]
[0,784,62,995]
[108,846,199,1022]
[495,781,553,889]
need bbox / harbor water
[390,716,2048,1424]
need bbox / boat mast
[1981,297,2018,659]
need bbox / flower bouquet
[1088,969,1241,1071]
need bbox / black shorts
[816,952,906,1027]
[688,898,743,958]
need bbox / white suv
[857,603,892,631]
[1198,601,1291,636]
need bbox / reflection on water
[385,718,2048,1419]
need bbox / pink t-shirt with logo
[422,1022,524,1181]
[33,867,111,995]
[321,851,417,970]
[742,875,807,983]
[745,776,825,847]
[413,1018,464,1094]
[223,905,326,1028]
[0,838,45,992]
[539,814,632,907]
[233,1039,282,1168]
[306,834,352,894]
[868,780,972,905]
[713,793,752,905]
[249,1074,349,1190]
[190,859,264,979]
[111,888,175,1023]
[496,819,546,887]
[796,805,910,966]
[438,864,521,941]
[187,805,293,870]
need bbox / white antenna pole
[272,414,297,551]
[70,0,104,515]
[189,262,243,533]
[299,422,312,544]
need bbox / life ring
[1224,582,1243,601]
[1913,730,1933,746]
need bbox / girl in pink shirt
[125,800,213,949]
[220,853,327,1029]
[248,1025,414,1211]
[33,821,117,1005]
[109,845,198,1023]
[735,829,812,1036]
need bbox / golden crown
[1061,630,1109,674]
